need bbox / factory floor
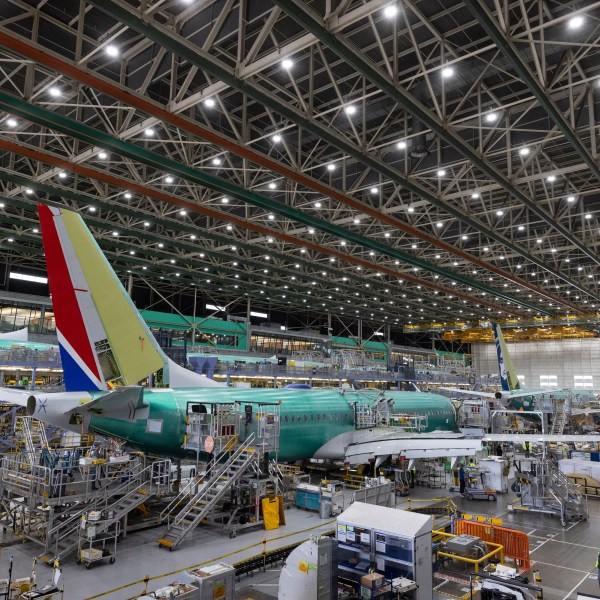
[1,484,600,600]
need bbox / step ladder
[14,416,49,464]
[40,462,167,564]
[550,399,567,435]
[547,458,587,523]
[157,435,257,551]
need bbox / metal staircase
[15,416,49,464]
[157,435,257,550]
[40,459,171,564]
[547,457,587,524]
[550,399,568,435]
[516,456,587,526]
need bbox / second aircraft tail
[491,322,520,392]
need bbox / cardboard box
[80,548,103,561]
[360,573,384,589]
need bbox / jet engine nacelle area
[26,394,38,417]
[494,391,513,408]
[23,390,94,433]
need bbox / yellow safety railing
[276,464,302,477]
[433,530,504,573]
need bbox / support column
[127,274,133,297]
[245,297,251,352]
[192,287,197,349]
[357,318,363,342]
[39,306,46,335]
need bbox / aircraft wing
[313,428,481,466]
[483,433,600,443]
[344,435,482,466]
[440,387,496,398]
[571,408,600,416]
[441,387,570,401]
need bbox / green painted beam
[0,185,447,316]
[84,0,595,303]
[270,0,600,272]
[0,90,549,314]
[463,0,600,184]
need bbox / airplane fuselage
[83,387,456,461]
[505,388,595,412]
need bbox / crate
[80,548,103,561]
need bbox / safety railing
[434,529,504,573]
[455,519,531,571]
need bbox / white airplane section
[484,433,600,443]
[0,327,28,341]
[314,428,482,466]
[440,387,540,401]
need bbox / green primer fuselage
[88,388,456,461]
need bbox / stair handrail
[160,475,205,523]
[168,433,255,529]
[45,458,170,560]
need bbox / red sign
[204,436,215,453]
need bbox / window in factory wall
[540,375,558,388]
[574,375,593,388]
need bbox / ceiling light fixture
[568,14,584,29]
[383,4,399,18]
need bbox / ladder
[15,416,49,464]
[547,458,587,523]
[550,399,567,435]
[40,460,170,564]
[157,434,257,551]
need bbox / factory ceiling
[0,0,599,335]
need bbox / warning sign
[204,436,215,453]
[298,561,309,574]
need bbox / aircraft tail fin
[38,205,223,391]
[491,323,520,391]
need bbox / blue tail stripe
[492,323,510,392]
[59,344,101,392]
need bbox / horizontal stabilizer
[71,386,148,421]
[0,387,38,408]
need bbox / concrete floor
[1,484,600,600]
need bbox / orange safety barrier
[455,519,531,571]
